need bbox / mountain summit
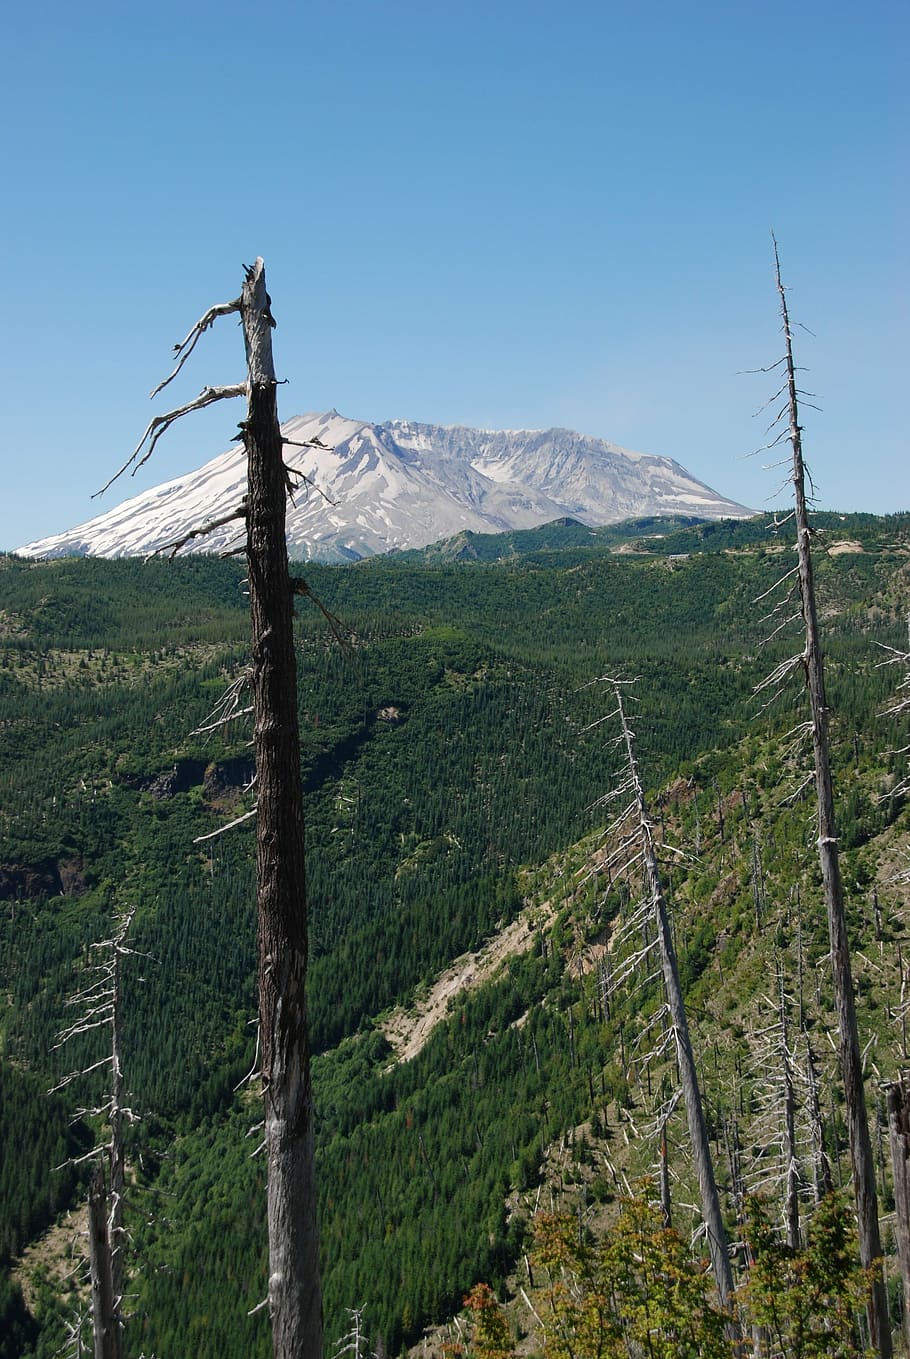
[17,411,754,562]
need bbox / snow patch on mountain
[16,410,754,562]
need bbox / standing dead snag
[114,259,323,1359]
[240,260,323,1358]
[88,1167,117,1359]
[52,908,137,1359]
[772,237,890,1356]
[887,1080,910,1354]
[609,682,735,1314]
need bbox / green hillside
[1,513,908,1355]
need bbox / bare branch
[150,297,242,398]
[95,384,246,497]
[739,357,788,374]
[146,502,248,561]
[285,465,337,508]
[190,673,252,736]
[757,612,803,652]
[753,652,803,697]
[193,806,258,843]
[752,564,800,604]
[290,578,355,649]
[752,380,791,418]
[234,1021,262,1092]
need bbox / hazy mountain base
[0,512,909,1355]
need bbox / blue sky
[1,0,906,549]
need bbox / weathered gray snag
[52,909,134,1359]
[804,1034,832,1202]
[777,963,800,1251]
[115,260,323,1359]
[613,684,735,1313]
[887,1080,910,1354]
[108,925,125,1346]
[88,1169,117,1359]
[240,259,323,1358]
[774,237,891,1356]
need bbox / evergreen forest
[1,509,909,1356]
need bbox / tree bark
[109,924,125,1333]
[778,961,801,1251]
[887,1080,910,1355]
[241,259,323,1359]
[774,237,890,1356]
[88,1169,118,1359]
[804,1035,832,1203]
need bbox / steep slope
[16,411,753,562]
[4,523,905,1355]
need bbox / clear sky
[1,0,906,550]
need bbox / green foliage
[0,1064,89,1263]
[445,1283,513,1359]
[529,1192,731,1358]
[0,1276,38,1359]
[740,1195,874,1358]
[0,515,908,1355]
[457,1189,879,1359]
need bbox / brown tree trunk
[774,237,890,1356]
[241,259,323,1359]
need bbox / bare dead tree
[115,259,323,1359]
[739,960,808,1249]
[751,831,766,933]
[804,1032,833,1203]
[331,1305,376,1359]
[778,962,801,1251]
[52,908,138,1359]
[887,1079,910,1354]
[88,1169,117,1359]
[769,237,891,1356]
[242,260,322,1358]
[877,619,910,803]
[599,681,735,1312]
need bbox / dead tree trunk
[112,259,323,1357]
[659,1118,672,1229]
[53,911,134,1359]
[615,685,735,1313]
[240,260,323,1359]
[774,236,891,1356]
[887,1080,910,1354]
[109,935,125,1328]
[804,1034,832,1202]
[88,1169,117,1359]
[777,962,800,1251]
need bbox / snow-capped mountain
[16,411,754,562]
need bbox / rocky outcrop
[0,855,85,902]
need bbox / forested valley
[2,510,909,1357]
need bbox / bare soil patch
[382,902,557,1064]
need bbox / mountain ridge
[17,410,754,562]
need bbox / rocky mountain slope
[17,411,753,561]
